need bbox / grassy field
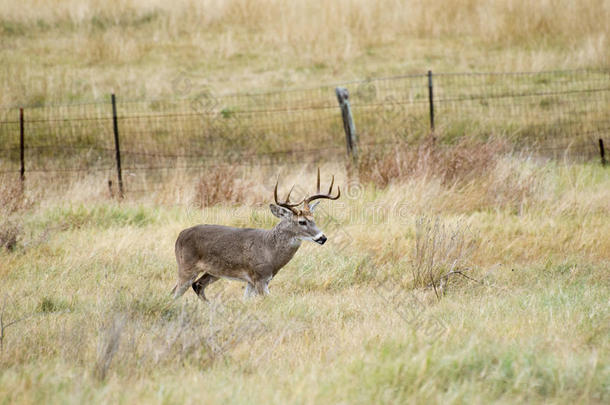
[1,157,609,404]
[1,1,610,404]
[1,0,608,106]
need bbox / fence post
[111,94,124,198]
[19,108,25,185]
[335,87,358,163]
[427,70,435,133]
[600,138,607,167]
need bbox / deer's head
[270,169,340,245]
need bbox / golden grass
[1,154,609,403]
[1,0,608,105]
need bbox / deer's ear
[270,204,294,219]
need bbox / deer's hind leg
[244,282,256,299]
[172,266,199,299]
[192,273,219,301]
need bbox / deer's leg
[244,283,256,299]
[173,280,192,299]
[173,269,198,299]
[253,277,271,296]
[192,273,219,301]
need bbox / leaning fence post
[427,70,435,134]
[111,94,124,198]
[335,87,358,163]
[600,138,607,167]
[19,108,25,185]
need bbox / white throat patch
[289,237,302,246]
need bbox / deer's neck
[266,221,302,271]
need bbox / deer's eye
[298,219,307,225]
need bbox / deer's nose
[314,234,327,245]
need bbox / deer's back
[175,224,267,269]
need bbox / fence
[0,69,608,195]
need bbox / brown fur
[172,205,325,300]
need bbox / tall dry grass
[1,0,608,105]
[0,154,608,403]
[2,0,607,48]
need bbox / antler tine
[274,179,280,205]
[274,177,304,210]
[285,184,294,203]
[304,170,341,205]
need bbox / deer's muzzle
[313,234,327,245]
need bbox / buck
[172,169,340,300]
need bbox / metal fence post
[600,138,607,167]
[19,108,25,185]
[111,94,124,198]
[335,87,358,163]
[428,70,435,133]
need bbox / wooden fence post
[428,70,435,134]
[600,138,607,167]
[19,108,25,185]
[111,94,124,198]
[335,87,358,163]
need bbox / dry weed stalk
[0,295,34,352]
[412,216,480,298]
[93,315,125,381]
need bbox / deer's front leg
[254,275,272,296]
[263,279,271,295]
[248,268,272,298]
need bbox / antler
[303,168,341,209]
[274,178,305,214]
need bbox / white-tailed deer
[172,169,340,300]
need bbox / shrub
[194,165,250,207]
[358,139,506,187]
[0,220,20,251]
[0,178,26,216]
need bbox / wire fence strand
[1,69,608,191]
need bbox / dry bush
[0,178,26,216]
[0,221,20,251]
[0,179,27,251]
[358,139,506,188]
[411,216,480,296]
[194,165,251,207]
